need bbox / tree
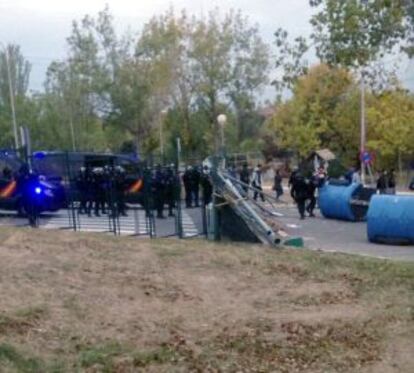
[367,89,414,171]
[309,0,408,69]
[264,64,360,162]
[188,10,270,151]
[273,28,309,93]
[0,44,31,147]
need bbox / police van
[31,151,144,204]
[0,150,65,214]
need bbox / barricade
[319,182,375,221]
[367,195,414,244]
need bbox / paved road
[1,202,413,262]
[276,204,414,262]
[0,204,203,239]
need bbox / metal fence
[7,153,206,239]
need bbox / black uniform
[291,173,308,219]
[114,168,127,217]
[164,167,177,217]
[76,168,89,214]
[153,166,166,218]
[273,172,283,200]
[92,168,106,216]
[190,167,201,207]
[240,165,250,193]
[200,169,213,206]
[183,168,192,208]
[306,176,317,217]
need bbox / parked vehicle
[0,150,65,214]
[31,151,144,204]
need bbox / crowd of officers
[236,163,326,220]
[75,165,128,218]
[145,164,213,219]
[74,161,329,221]
[75,163,214,220]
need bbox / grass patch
[0,305,48,335]
[77,342,179,371]
[0,344,44,373]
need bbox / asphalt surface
[277,204,414,262]
[1,201,413,262]
[0,204,203,239]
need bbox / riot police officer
[153,164,166,219]
[189,166,201,208]
[92,167,106,217]
[183,166,192,208]
[291,171,308,220]
[200,165,213,205]
[164,164,177,217]
[114,166,127,217]
[76,167,89,214]
[240,163,250,194]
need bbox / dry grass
[0,226,413,372]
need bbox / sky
[0,0,413,95]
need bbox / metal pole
[2,45,19,149]
[69,108,76,152]
[159,119,164,160]
[360,73,366,185]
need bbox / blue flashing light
[35,187,42,195]
[33,151,46,159]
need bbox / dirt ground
[0,227,413,372]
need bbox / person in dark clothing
[306,175,317,217]
[114,166,127,217]
[183,166,192,208]
[17,165,40,226]
[76,167,89,214]
[164,165,177,217]
[388,169,396,194]
[200,166,213,205]
[291,172,309,220]
[240,163,250,194]
[92,167,106,217]
[376,170,388,194]
[288,168,298,189]
[252,164,265,202]
[189,166,201,207]
[142,167,153,217]
[2,166,12,180]
[153,165,166,218]
[273,169,283,201]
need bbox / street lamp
[359,0,368,185]
[160,108,168,162]
[0,43,19,150]
[217,114,227,150]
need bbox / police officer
[114,166,127,217]
[153,164,166,219]
[183,166,192,208]
[92,167,106,217]
[291,171,308,220]
[306,174,317,217]
[76,167,89,214]
[240,163,250,194]
[200,165,213,205]
[190,166,201,207]
[252,164,265,202]
[164,164,177,217]
[17,164,39,226]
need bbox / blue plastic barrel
[319,183,362,221]
[367,195,414,244]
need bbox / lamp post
[360,0,368,185]
[217,113,227,153]
[160,108,168,162]
[0,43,19,150]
